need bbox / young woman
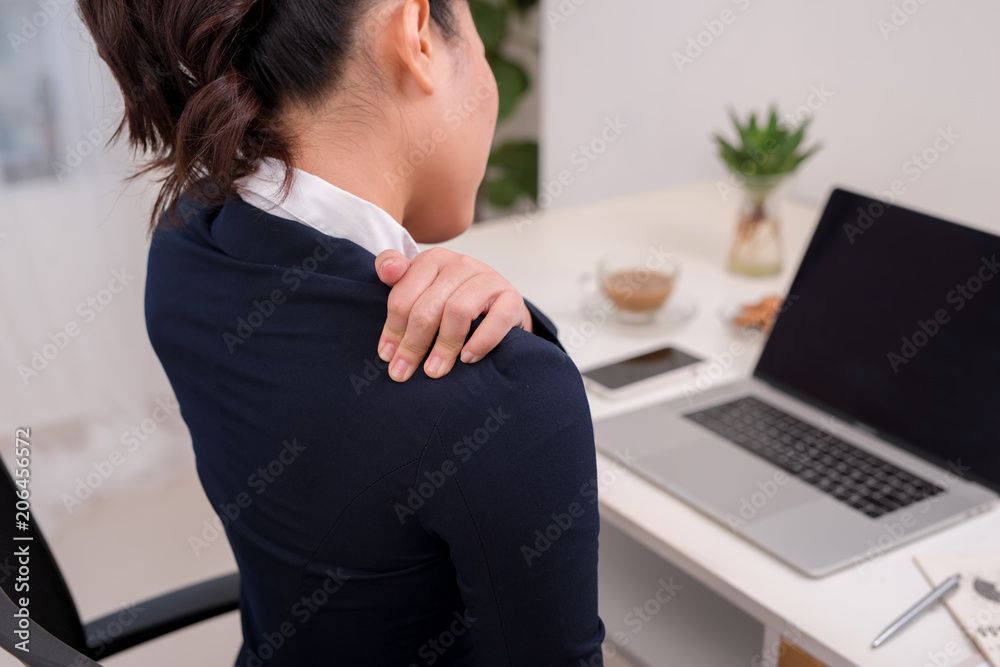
[79,0,606,664]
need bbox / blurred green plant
[714,105,822,276]
[470,0,539,212]
[714,105,822,223]
[714,106,822,181]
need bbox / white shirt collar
[235,157,421,260]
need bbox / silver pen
[872,574,961,648]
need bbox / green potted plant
[470,0,539,217]
[714,106,821,276]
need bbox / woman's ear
[395,0,435,95]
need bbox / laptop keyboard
[684,396,944,518]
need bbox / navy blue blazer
[145,192,606,666]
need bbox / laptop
[593,187,1000,577]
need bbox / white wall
[539,0,1000,234]
[0,161,195,538]
[0,13,194,538]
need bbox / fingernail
[379,259,395,277]
[379,342,396,362]
[390,357,408,381]
[426,355,442,377]
[461,351,476,364]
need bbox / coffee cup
[597,251,680,324]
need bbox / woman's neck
[291,130,412,226]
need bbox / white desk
[434,182,997,667]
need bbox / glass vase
[728,175,786,277]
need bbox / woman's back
[146,192,605,665]
[79,0,606,659]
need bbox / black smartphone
[582,346,703,397]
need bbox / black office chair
[0,456,240,666]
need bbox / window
[2,0,107,185]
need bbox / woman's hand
[375,248,534,382]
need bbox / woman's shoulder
[482,324,581,388]
[424,322,592,445]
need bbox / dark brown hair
[78,0,460,233]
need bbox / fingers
[378,255,442,366]
[377,247,528,384]
[458,290,527,365]
[420,277,492,379]
[389,268,475,382]
[375,249,410,286]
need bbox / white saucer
[580,289,698,330]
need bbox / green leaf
[714,106,822,177]
[472,0,539,215]
[730,109,752,150]
[470,1,507,52]
[488,141,538,197]
[483,176,520,209]
[482,140,539,208]
[507,0,539,11]
[714,135,742,172]
[792,143,822,169]
[488,140,538,170]
[489,55,528,121]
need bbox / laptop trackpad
[636,438,818,523]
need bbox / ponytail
[78,0,460,234]
[76,0,276,231]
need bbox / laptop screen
[755,188,1000,492]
